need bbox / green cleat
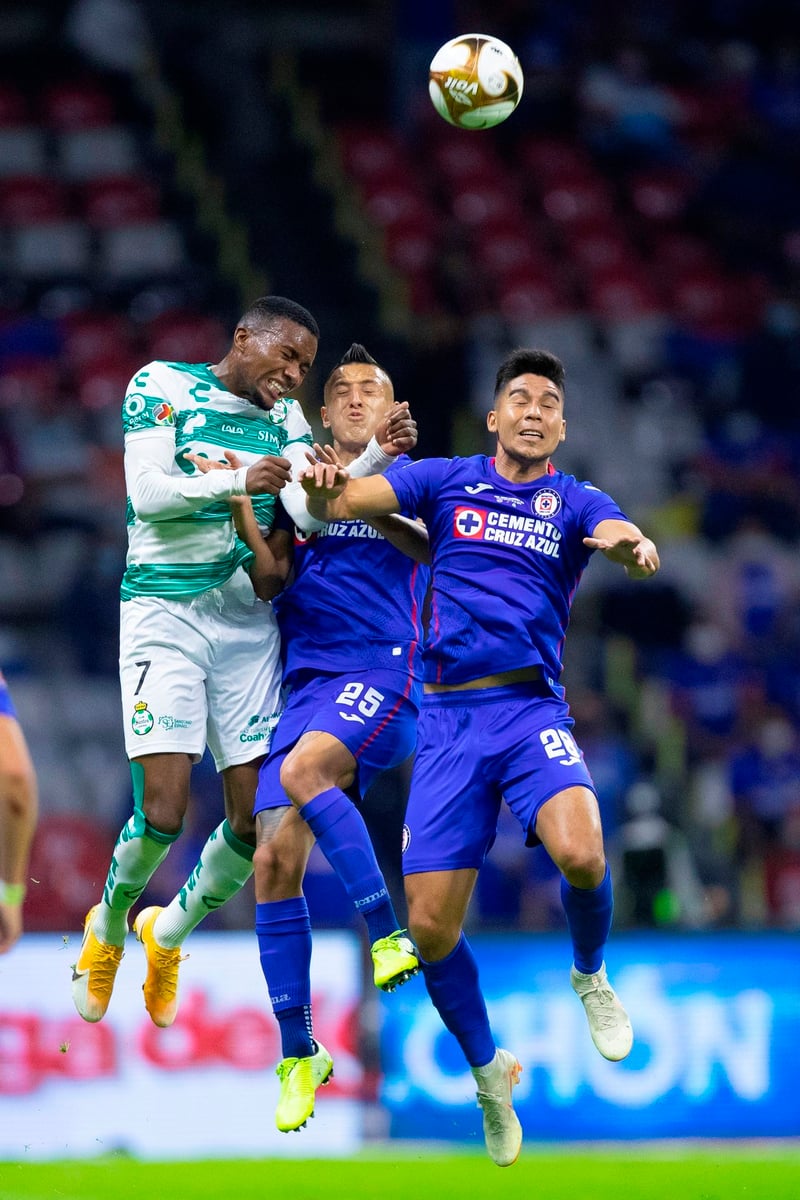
[275,1042,334,1133]
[370,929,419,992]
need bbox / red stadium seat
[628,168,695,224]
[0,175,70,223]
[82,175,160,227]
[0,84,28,126]
[587,267,663,320]
[541,178,616,230]
[143,311,229,362]
[75,354,142,409]
[40,79,115,130]
[60,311,137,367]
[337,125,410,187]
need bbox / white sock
[93,817,173,945]
[153,821,254,947]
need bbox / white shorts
[119,569,282,771]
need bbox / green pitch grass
[1,1146,799,1200]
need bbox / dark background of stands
[1,0,799,937]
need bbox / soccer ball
[429,33,524,130]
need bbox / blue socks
[561,862,614,975]
[420,934,496,1069]
[298,787,399,943]
[256,897,315,1060]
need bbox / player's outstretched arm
[0,715,39,954]
[300,462,401,522]
[584,519,660,579]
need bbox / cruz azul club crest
[531,488,561,518]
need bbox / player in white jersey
[71,296,417,1025]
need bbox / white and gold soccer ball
[429,33,524,131]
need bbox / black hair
[494,348,565,397]
[333,343,381,370]
[238,295,320,340]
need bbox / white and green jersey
[121,359,313,601]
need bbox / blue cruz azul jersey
[388,455,628,690]
[275,457,430,684]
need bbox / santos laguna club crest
[531,488,561,518]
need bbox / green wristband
[0,880,26,906]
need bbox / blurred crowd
[1,0,799,936]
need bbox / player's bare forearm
[584,519,660,579]
[300,464,400,520]
[231,503,291,601]
[368,515,430,564]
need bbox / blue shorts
[0,674,17,719]
[254,668,421,815]
[401,683,596,875]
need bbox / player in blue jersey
[300,347,660,1166]
[70,298,417,1028]
[0,671,39,953]
[220,344,429,1132]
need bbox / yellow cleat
[133,906,185,1028]
[371,929,419,992]
[71,904,125,1023]
[275,1042,334,1133]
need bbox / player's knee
[557,843,606,889]
[278,753,315,805]
[407,906,460,963]
[253,838,304,898]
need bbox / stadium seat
[8,220,92,280]
[0,83,28,126]
[81,175,160,227]
[60,310,137,367]
[75,353,142,409]
[0,357,62,407]
[336,124,409,186]
[0,175,70,223]
[494,273,567,322]
[587,266,663,320]
[628,168,695,225]
[143,311,229,361]
[519,136,596,187]
[97,220,185,281]
[449,179,526,229]
[0,126,48,177]
[57,126,139,181]
[41,79,115,130]
[361,178,436,230]
[541,177,616,230]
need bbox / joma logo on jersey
[453,507,486,538]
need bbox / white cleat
[571,962,633,1061]
[471,1047,523,1167]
